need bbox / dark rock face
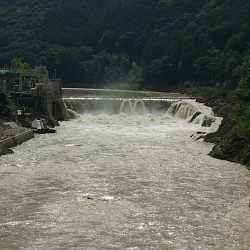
[196,94,236,117]
[209,136,250,167]
[205,117,236,143]
[0,147,14,156]
[210,136,243,160]
[198,94,250,169]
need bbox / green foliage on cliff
[208,57,250,168]
[11,58,32,72]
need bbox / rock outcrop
[198,94,250,169]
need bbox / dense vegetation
[0,0,249,90]
[0,0,249,166]
[214,55,250,168]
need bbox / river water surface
[0,104,250,249]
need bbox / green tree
[10,58,31,72]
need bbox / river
[0,96,250,250]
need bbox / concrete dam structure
[63,95,222,133]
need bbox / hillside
[0,0,249,89]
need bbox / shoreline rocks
[197,94,250,169]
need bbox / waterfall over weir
[168,100,223,132]
[64,97,222,131]
[120,100,146,114]
[63,97,171,115]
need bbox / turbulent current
[0,96,250,250]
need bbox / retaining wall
[0,130,34,155]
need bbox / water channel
[0,92,250,250]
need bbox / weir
[63,97,173,115]
[168,100,223,132]
[63,96,222,131]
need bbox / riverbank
[0,73,70,156]
[0,91,33,155]
[0,122,34,155]
[180,87,250,170]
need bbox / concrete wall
[28,78,67,125]
[0,130,34,155]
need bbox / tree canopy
[0,0,249,90]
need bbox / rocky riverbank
[195,91,250,169]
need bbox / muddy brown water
[0,96,250,250]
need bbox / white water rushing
[0,97,250,250]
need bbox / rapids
[0,97,249,250]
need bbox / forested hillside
[0,0,249,90]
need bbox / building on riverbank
[0,66,68,126]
